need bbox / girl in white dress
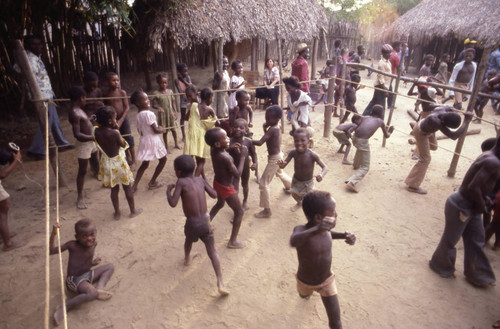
[130,91,167,192]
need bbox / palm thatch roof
[390,0,500,48]
[148,0,328,51]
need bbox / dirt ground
[1,59,499,329]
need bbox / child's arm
[49,223,69,255]
[277,151,294,169]
[290,222,334,247]
[312,153,328,182]
[248,106,253,127]
[204,180,217,199]
[150,122,165,134]
[380,121,394,139]
[117,90,129,127]
[166,182,182,207]
[330,231,356,245]
[114,129,126,148]
[407,82,417,96]
[228,144,249,177]
[248,141,258,171]
[69,114,93,142]
[252,125,274,146]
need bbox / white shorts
[76,141,97,159]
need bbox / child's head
[200,87,214,105]
[464,48,475,62]
[231,60,243,75]
[68,86,86,105]
[232,118,248,138]
[205,127,228,149]
[173,154,195,177]
[185,84,198,102]
[350,73,361,85]
[177,63,188,77]
[106,72,119,89]
[487,69,497,80]
[130,90,150,110]
[74,218,97,247]
[441,112,461,128]
[481,137,497,152]
[223,56,229,70]
[156,73,168,89]
[25,35,44,56]
[236,90,250,107]
[351,114,362,125]
[441,53,450,62]
[265,105,283,126]
[83,71,99,91]
[326,59,335,67]
[357,45,365,56]
[302,191,337,229]
[334,40,341,48]
[424,54,435,66]
[283,76,302,94]
[293,128,310,153]
[381,44,393,59]
[371,105,384,119]
[95,106,117,127]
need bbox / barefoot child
[166,155,229,295]
[345,105,394,193]
[228,60,246,111]
[175,63,192,141]
[278,128,328,211]
[229,118,258,210]
[94,106,142,219]
[68,86,99,209]
[252,106,292,218]
[290,191,356,329]
[206,127,247,249]
[103,72,136,169]
[184,86,217,178]
[153,73,180,150]
[333,115,362,165]
[130,91,167,192]
[229,90,254,131]
[50,220,114,326]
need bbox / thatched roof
[390,0,500,48]
[148,0,328,51]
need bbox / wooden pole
[322,29,329,60]
[216,38,225,118]
[323,57,337,137]
[168,38,179,112]
[251,38,258,71]
[310,37,318,82]
[338,59,346,122]
[447,46,492,178]
[13,40,68,188]
[277,38,284,133]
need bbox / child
[68,86,99,209]
[103,72,136,169]
[227,60,246,111]
[50,219,114,326]
[175,63,192,141]
[94,106,142,219]
[284,76,312,134]
[278,128,328,211]
[229,118,258,210]
[434,53,450,85]
[153,73,180,150]
[205,127,247,249]
[252,106,292,218]
[166,155,229,295]
[340,74,362,124]
[472,69,497,123]
[443,48,477,110]
[333,114,362,165]
[229,90,253,131]
[130,91,167,192]
[419,54,435,77]
[82,71,104,119]
[405,106,472,194]
[290,190,356,329]
[184,86,217,178]
[345,105,394,193]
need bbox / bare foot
[174,144,181,150]
[76,197,87,209]
[0,232,17,244]
[184,253,201,266]
[218,281,230,296]
[406,186,427,195]
[148,181,164,190]
[130,208,143,218]
[242,201,249,211]
[3,239,26,251]
[342,160,353,165]
[97,289,113,301]
[227,240,245,249]
[290,203,301,212]
[114,211,121,220]
[254,209,272,218]
[53,305,63,326]
[345,182,358,193]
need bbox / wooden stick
[323,57,337,137]
[277,38,284,133]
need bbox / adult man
[19,36,72,159]
[291,43,310,93]
[362,44,392,118]
[446,48,477,110]
[387,41,401,108]
[429,137,499,288]
[456,38,476,62]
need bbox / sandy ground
[1,60,499,329]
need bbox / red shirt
[291,55,310,92]
[389,51,400,74]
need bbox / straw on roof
[390,0,500,48]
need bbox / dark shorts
[119,116,135,147]
[66,270,94,292]
[184,216,214,243]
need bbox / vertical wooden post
[339,59,347,122]
[310,37,319,82]
[447,46,492,177]
[168,38,179,111]
[323,57,337,137]
[277,38,284,133]
[251,38,258,71]
[216,38,225,118]
[322,29,329,60]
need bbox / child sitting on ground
[229,119,258,210]
[166,155,229,295]
[252,105,292,218]
[130,91,167,192]
[94,106,142,219]
[68,86,99,209]
[278,128,328,211]
[50,219,114,326]
[228,60,246,111]
[183,86,217,178]
[153,73,180,150]
[290,190,356,329]
[206,127,247,249]
[104,72,136,169]
[229,90,254,134]
[333,114,362,165]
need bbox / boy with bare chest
[230,90,254,131]
[104,72,136,168]
[68,86,98,209]
[50,219,114,326]
[82,71,104,118]
[205,127,247,248]
[279,128,327,211]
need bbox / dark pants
[387,81,394,109]
[255,86,279,105]
[362,85,386,117]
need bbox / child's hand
[316,174,323,182]
[240,144,248,157]
[388,126,395,134]
[158,107,165,113]
[92,257,102,266]
[167,184,175,193]
[276,159,286,168]
[319,217,336,231]
[242,80,247,85]
[228,143,242,154]
[263,122,269,132]
[345,232,356,245]
[52,223,62,232]
[248,122,253,128]
[250,163,257,171]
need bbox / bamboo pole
[310,37,318,82]
[447,46,492,178]
[323,57,337,137]
[13,40,68,186]
[277,38,284,133]
[168,38,179,112]
[338,59,346,122]
[216,38,225,118]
